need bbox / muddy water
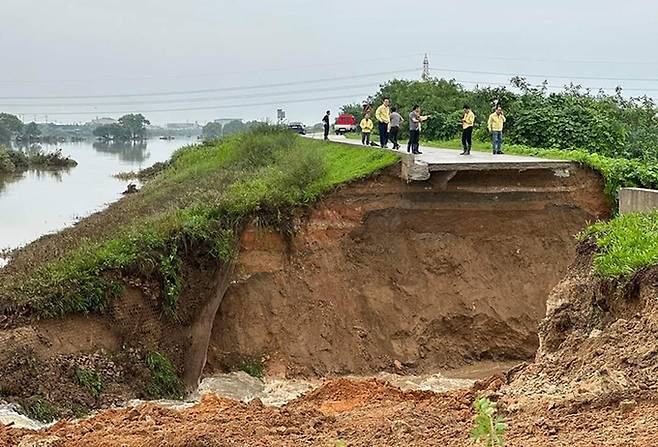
[0,362,517,430]
[0,138,195,266]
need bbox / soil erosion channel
[0,153,609,422]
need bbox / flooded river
[0,138,195,266]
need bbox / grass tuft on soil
[580,210,658,277]
[145,352,185,400]
[0,126,398,323]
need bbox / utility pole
[422,53,430,81]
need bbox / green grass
[580,211,658,277]
[74,367,104,398]
[19,397,58,423]
[0,127,398,322]
[145,352,185,400]
[238,359,266,379]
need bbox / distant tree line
[343,77,658,162]
[202,120,254,140]
[93,114,151,141]
[0,113,43,146]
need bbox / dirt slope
[508,241,658,405]
[210,166,609,376]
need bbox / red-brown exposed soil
[210,166,609,376]
[3,378,657,447]
[0,163,610,421]
[507,242,658,405]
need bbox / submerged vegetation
[0,126,398,322]
[0,145,77,174]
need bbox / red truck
[334,114,357,135]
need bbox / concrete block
[619,188,658,214]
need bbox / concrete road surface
[304,133,568,171]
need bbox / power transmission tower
[422,54,430,81]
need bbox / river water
[0,365,500,430]
[0,138,196,266]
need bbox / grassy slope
[0,128,398,321]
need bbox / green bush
[74,367,104,398]
[145,352,184,400]
[580,211,658,277]
[344,78,658,161]
[20,397,58,423]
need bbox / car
[287,122,306,135]
[334,114,357,134]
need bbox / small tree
[118,114,150,140]
[202,122,223,140]
[23,122,41,141]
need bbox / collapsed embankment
[507,239,658,405]
[0,131,610,421]
[209,165,609,376]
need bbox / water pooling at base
[1,364,509,430]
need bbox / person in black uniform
[322,110,330,140]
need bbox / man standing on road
[360,113,374,146]
[375,98,391,148]
[487,105,506,154]
[389,107,404,150]
[460,104,475,155]
[322,110,331,140]
[408,105,429,155]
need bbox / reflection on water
[92,141,151,163]
[0,138,194,255]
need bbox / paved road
[304,133,568,171]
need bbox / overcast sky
[0,0,657,125]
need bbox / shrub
[145,352,184,400]
[580,211,658,277]
[74,367,104,398]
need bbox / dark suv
[287,122,306,135]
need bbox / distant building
[166,122,201,130]
[213,118,243,125]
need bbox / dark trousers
[408,129,420,154]
[462,126,473,152]
[323,124,330,140]
[378,122,388,148]
[361,132,371,145]
[389,126,400,148]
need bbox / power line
[429,67,658,83]
[11,93,375,116]
[427,51,658,66]
[0,54,425,87]
[0,69,419,101]
[0,82,382,108]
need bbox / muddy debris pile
[508,242,658,405]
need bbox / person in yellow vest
[360,113,374,146]
[460,104,475,155]
[487,105,506,154]
[375,97,391,148]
